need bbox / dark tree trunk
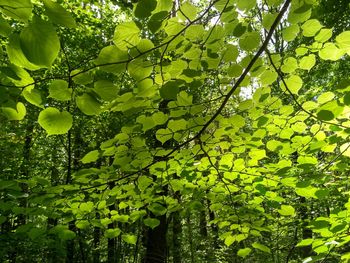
[300,197,312,258]
[172,211,182,263]
[143,100,170,263]
[199,210,208,238]
[107,182,118,263]
[144,212,168,263]
[93,212,101,263]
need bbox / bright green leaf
[113,22,141,50]
[278,205,295,216]
[43,0,76,28]
[0,0,32,21]
[81,150,100,164]
[252,242,271,253]
[239,32,260,51]
[122,234,137,245]
[302,19,323,37]
[237,247,252,258]
[144,218,160,229]
[76,93,102,116]
[20,17,60,68]
[1,102,26,120]
[48,80,72,101]
[38,107,73,135]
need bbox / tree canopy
[1,0,350,262]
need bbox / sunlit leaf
[38,107,73,135]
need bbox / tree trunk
[300,197,312,258]
[93,212,101,263]
[144,212,168,263]
[172,211,182,263]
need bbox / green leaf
[315,189,329,199]
[239,32,260,51]
[43,0,76,28]
[152,112,168,125]
[144,218,160,229]
[185,24,205,41]
[296,238,314,247]
[38,107,73,135]
[252,242,271,253]
[148,202,167,216]
[160,81,181,100]
[317,92,335,104]
[236,0,255,11]
[222,44,239,62]
[315,29,332,43]
[237,247,252,258]
[58,229,76,241]
[128,59,153,81]
[278,205,295,216]
[168,119,187,132]
[262,13,277,30]
[224,235,235,246]
[22,87,43,108]
[76,93,102,116]
[0,15,12,36]
[156,128,172,144]
[299,54,316,71]
[71,70,93,85]
[282,24,300,42]
[81,150,100,164]
[20,17,60,68]
[7,34,41,70]
[317,110,334,121]
[1,102,26,120]
[344,92,350,105]
[148,11,168,33]
[319,43,345,61]
[249,149,266,160]
[122,234,137,245]
[94,80,119,101]
[179,2,197,21]
[105,228,121,239]
[260,69,277,85]
[134,0,157,19]
[284,75,303,94]
[48,80,72,101]
[95,46,128,73]
[138,176,153,191]
[76,220,89,230]
[113,21,141,50]
[0,0,32,21]
[227,64,243,78]
[281,57,298,73]
[302,19,323,37]
[336,31,350,50]
[28,228,45,240]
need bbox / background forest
[1,0,350,262]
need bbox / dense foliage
[1,0,350,262]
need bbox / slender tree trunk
[66,128,75,263]
[199,210,208,238]
[186,212,195,263]
[108,182,117,263]
[300,197,312,258]
[48,158,59,263]
[172,210,182,263]
[93,212,101,263]
[13,121,34,261]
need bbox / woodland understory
[1,0,350,262]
